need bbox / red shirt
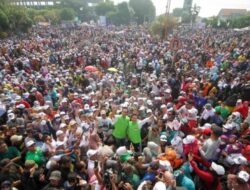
[16,100,31,109]
[35,91,45,106]
[233,105,248,118]
[190,155,222,190]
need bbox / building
[183,0,193,14]
[8,0,103,7]
[218,9,247,21]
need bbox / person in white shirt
[95,110,113,143]
[200,103,215,126]
[177,101,198,133]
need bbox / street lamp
[190,4,201,28]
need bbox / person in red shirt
[233,101,249,119]
[189,153,225,190]
[31,87,45,106]
[240,122,250,137]
[15,96,31,109]
[44,105,56,121]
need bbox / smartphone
[94,160,98,168]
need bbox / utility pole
[163,0,171,39]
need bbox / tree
[95,1,115,16]
[58,0,96,22]
[59,8,76,21]
[5,7,32,33]
[43,9,60,24]
[34,15,46,23]
[129,0,156,24]
[172,8,183,17]
[151,14,178,38]
[0,9,9,30]
[108,2,131,25]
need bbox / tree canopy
[129,0,156,24]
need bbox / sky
[114,0,250,17]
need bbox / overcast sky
[114,0,250,17]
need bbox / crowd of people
[0,24,250,190]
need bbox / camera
[104,169,113,189]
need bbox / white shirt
[201,108,215,120]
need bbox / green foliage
[59,8,76,21]
[4,6,32,33]
[34,15,46,23]
[0,31,8,39]
[129,0,156,24]
[95,1,116,16]
[205,15,250,29]
[151,14,177,38]
[230,15,250,28]
[172,8,183,17]
[0,8,9,30]
[108,2,132,25]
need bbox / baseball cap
[171,136,182,146]
[211,162,225,175]
[203,128,212,135]
[183,135,196,144]
[49,170,61,181]
[59,123,67,129]
[87,149,98,158]
[26,140,35,148]
[160,134,167,142]
[116,146,127,156]
[233,156,248,165]
[56,130,64,136]
[237,171,250,183]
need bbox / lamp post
[190,4,200,29]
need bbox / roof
[218,9,247,17]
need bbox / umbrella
[108,67,118,72]
[85,66,98,72]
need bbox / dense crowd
[0,24,250,190]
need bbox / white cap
[41,120,47,126]
[160,134,167,142]
[59,123,67,129]
[211,162,225,175]
[87,149,98,158]
[160,104,167,109]
[203,123,212,129]
[31,87,37,92]
[60,111,66,116]
[165,89,171,93]
[147,141,159,150]
[233,155,248,165]
[183,135,196,144]
[171,136,182,146]
[26,140,35,148]
[238,171,250,182]
[56,130,64,136]
[146,109,152,113]
[62,98,68,103]
[116,146,127,156]
[43,105,49,110]
[223,124,233,130]
[15,95,22,101]
[232,112,241,118]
